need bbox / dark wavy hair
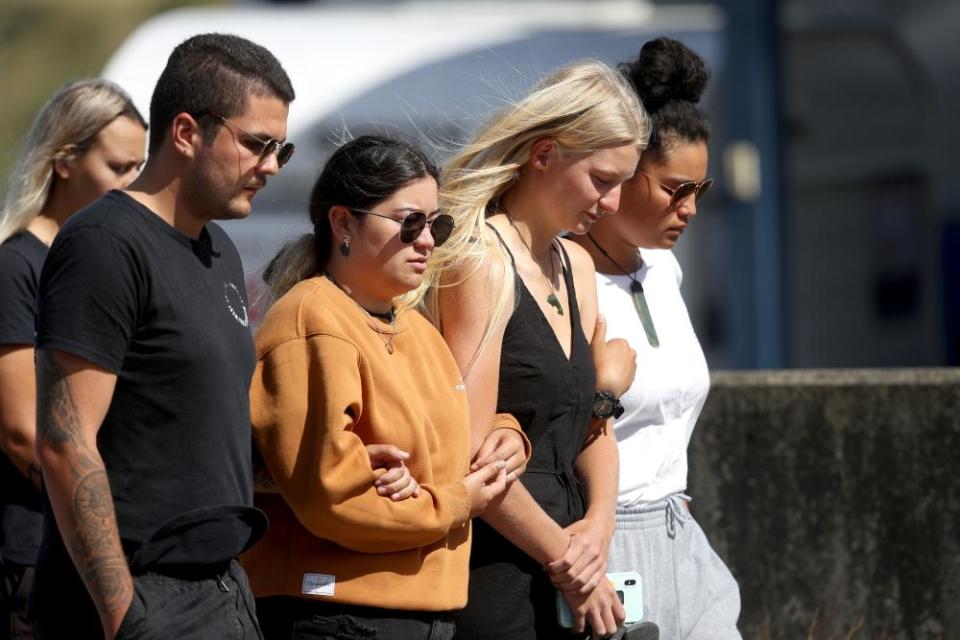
[262,135,439,300]
[619,37,710,158]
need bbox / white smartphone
[556,571,644,628]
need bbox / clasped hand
[366,426,526,507]
[546,517,623,637]
[366,444,421,501]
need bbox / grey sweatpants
[607,495,741,640]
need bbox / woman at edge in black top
[0,79,146,639]
[410,61,651,638]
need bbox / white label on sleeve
[301,573,335,596]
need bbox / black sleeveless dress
[453,228,596,639]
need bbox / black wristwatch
[592,390,624,420]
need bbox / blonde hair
[403,60,651,367]
[0,79,146,245]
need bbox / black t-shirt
[0,231,47,565]
[31,191,265,619]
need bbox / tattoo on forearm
[71,470,116,556]
[75,470,113,525]
[36,350,82,452]
[69,470,131,621]
[35,351,132,623]
[80,556,130,609]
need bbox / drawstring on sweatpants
[664,493,692,539]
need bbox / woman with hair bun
[571,37,742,639]
[0,78,146,638]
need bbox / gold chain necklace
[324,272,398,354]
[503,210,564,315]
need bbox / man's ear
[170,112,202,159]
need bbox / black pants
[450,559,583,640]
[33,560,261,640]
[256,596,455,640]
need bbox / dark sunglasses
[202,112,295,168]
[350,208,455,246]
[637,170,713,207]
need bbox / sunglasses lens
[430,214,455,247]
[260,140,279,162]
[695,179,713,201]
[671,182,699,205]
[399,211,427,244]
[277,143,295,167]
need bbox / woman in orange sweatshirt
[244,136,525,640]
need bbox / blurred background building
[1,0,957,370]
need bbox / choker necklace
[324,271,398,354]
[503,209,564,316]
[586,233,659,348]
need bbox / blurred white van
[102,1,725,323]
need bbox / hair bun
[623,37,709,112]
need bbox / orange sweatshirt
[244,276,479,610]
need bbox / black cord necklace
[586,233,660,348]
[324,271,398,353]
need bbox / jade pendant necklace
[586,233,660,348]
[504,211,564,315]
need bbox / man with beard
[30,33,295,639]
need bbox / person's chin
[381,271,419,297]
[217,197,254,221]
[659,233,680,249]
[402,271,424,291]
[568,219,594,236]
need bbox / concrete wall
[689,369,960,639]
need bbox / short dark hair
[148,33,295,152]
[619,37,710,158]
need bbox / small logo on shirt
[302,573,335,597]
[223,282,249,327]
[455,379,466,392]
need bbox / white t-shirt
[595,248,710,508]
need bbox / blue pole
[720,0,784,368]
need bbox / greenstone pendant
[629,281,659,347]
[546,293,564,315]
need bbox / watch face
[594,396,614,418]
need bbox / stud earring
[339,236,350,257]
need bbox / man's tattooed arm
[35,349,133,639]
